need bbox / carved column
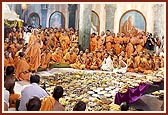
[105,4,117,33]
[78,4,92,51]
[41,4,48,28]
[153,4,165,37]
[68,4,77,29]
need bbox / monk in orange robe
[105,30,113,52]
[90,33,97,52]
[85,53,93,69]
[96,36,104,50]
[126,42,134,58]
[4,51,15,69]
[83,48,90,59]
[15,52,30,81]
[18,28,24,42]
[40,49,52,69]
[26,29,41,72]
[63,48,77,64]
[52,48,63,64]
[90,58,99,70]
[126,56,135,72]
[132,52,141,72]
[114,43,121,55]
[70,51,86,70]
[59,32,70,51]
[135,45,143,54]
[10,27,18,41]
[40,86,65,111]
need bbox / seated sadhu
[52,47,63,64]
[4,51,15,69]
[63,48,77,65]
[90,58,100,70]
[137,52,153,74]
[5,66,21,108]
[85,53,94,69]
[40,49,52,69]
[83,48,90,59]
[114,56,127,74]
[70,51,86,70]
[40,86,65,111]
[15,52,31,81]
[126,55,135,72]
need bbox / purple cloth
[114,83,150,105]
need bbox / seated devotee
[101,53,114,71]
[5,66,20,108]
[40,86,65,111]
[83,48,90,59]
[126,42,134,58]
[63,48,77,64]
[4,51,15,69]
[113,56,128,74]
[15,52,31,81]
[70,51,86,70]
[120,102,129,111]
[85,52,94,69]
[40,49,52,69]
[26,96,41,111]
[18,75,48,111]
[73,101,86,111]
[126,55,135,72]
[138,52,153,74]
[4,75,10,111]
[59,31,69,50]
[90,58,100,70]
[52,47,63,64]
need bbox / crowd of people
[4,68,87,111]
[3,25,164,111]
[4,26,164,77]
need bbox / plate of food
[88,91,95,95]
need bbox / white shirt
[24,32,31,44]
[18,83,48,111]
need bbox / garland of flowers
[4,19,17,27]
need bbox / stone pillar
[78,4,92,51]
[105,4,117,33]
[153,4,165,37]
[15,4,22,19]
[68,4,77,29]
[41,4,48,28]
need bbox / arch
[27,12,40,28]
[91,10,100,35]
[49,11,65,28]
[119,9,147,36]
